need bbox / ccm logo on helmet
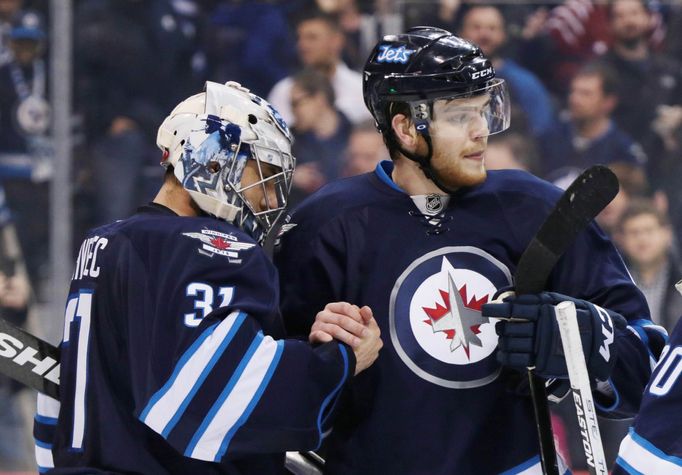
[471,67,493,80]
[376,45,415,64]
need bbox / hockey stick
[0,318,322,474]
[0,317,60,398]
[284,450,325,474]
[514,165,619,475]
[554,301,608,475]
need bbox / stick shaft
[514,166,618,474]
[527,372,558,474]
[555,301,608,475]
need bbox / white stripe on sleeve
[37,393,60,419]
[35,443,54,471]
[141,310,245,436]
[189,333,281,461]
[617,430,682,474]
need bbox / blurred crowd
[0,0,681,471]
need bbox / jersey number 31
[184,283,234,327]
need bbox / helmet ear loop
[385,100,431,169]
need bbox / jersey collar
[374,160,406,193]
[137,202,178,216]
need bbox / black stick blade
[515,165,619,295]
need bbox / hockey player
[613,282,682,475]
[275,27,665,474]
[32,81,382,473]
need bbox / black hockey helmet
[362,27,510,192]
[364,26,499,132]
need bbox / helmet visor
[416,78,510,139]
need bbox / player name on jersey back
[72,235,108,281]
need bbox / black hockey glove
[482,292,627,381]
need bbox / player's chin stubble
[436,158,487,189]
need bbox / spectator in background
[663,1,682,64]
[651,104,682,253]
[484,133,539,174]
[310,0,366,70]
[402,0,460,32]
[518,0,610,97]
[0,10,50,296]
[617,199,682,331]
[536,62,648,193]
[0,184,33,471]
[600,0,682,184]
[597,187,633,240]
[76,0,205,227]
[289,68,351,205]
[204,0,295,97]
[148,0,206,109]
[77,0,162,227]
[459,4,554,137]
[341,120,389,177]
[402,0,540,61]
[0,0,23,66]
[0,10,49,166]
[268,9,371,127]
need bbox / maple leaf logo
[210,236,232,250]
[422,273,490,359]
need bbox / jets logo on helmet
[376,45,415,64]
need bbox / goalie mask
[157,81,295,244]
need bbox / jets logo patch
[183,229,255,263]
[390,246,512,388]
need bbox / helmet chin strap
[387,130,459,195]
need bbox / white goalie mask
[156,81,295,243]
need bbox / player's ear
[391,113,418,152]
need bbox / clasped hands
[309,302,383,375]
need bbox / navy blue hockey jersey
[614,315,682,474]
[275,161,664,475]
[33,204,354,474]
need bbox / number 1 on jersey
[63,290,94,450]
